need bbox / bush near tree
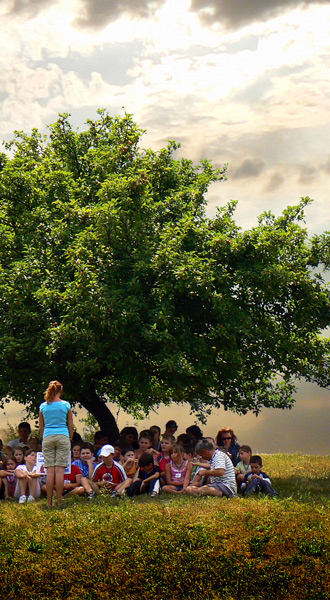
[0,110,330,440]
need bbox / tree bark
[78,386,120,444]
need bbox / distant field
[1,454,330,600]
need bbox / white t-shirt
[14,465,41,498]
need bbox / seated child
[235,445,252,490]
[62,464,85,498]
[14,446,26,467]
[126,453,160,497]
[14,449,42,503]
[109,447,139,497]
[3,446,14,463]
[135,431,159,461]
[162,444,192,494]
[73,443,98,478]
[93,431,109,460]
[72,443,98,498]
[241,455,276,497]
[185,446,210,488]
[120,447,138,479]
[0,456,18,498]
[156,434,175,484]
[71,442,83,462]
[92,444,127,494]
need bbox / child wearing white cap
[91,445,127,493]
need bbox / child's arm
[15,467,30,480]
[164,462,173,485]
[86,459,95,478]
[132,467,141,482]
[183,462,193,490]
[147,448,159,457]
[192,461,210,469]
[140,470,160,490]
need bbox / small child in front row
[15,449,42,503]
[162,444,192,494]
[241,455,276,497]
[0,456,18,499]
[109,447,139,497]
[126,453,160,497]
[235,445,252,490]
[120,447,138,479]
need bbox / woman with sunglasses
[215,428,240,466]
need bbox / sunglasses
[221,436,232,441]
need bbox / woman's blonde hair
[45,380,63,404]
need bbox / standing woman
[39,381,74,507]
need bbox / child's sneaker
[19,495,27,503]
[87,491,96,500]
[27,495,35,503]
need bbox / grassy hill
[1,453,330,600]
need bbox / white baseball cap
[99,444,115,457]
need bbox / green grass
[1,454,330,600]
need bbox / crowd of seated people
[0,420,276,503]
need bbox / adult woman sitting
[215,428,240,466]
[39,380,74,507]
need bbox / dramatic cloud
[190,0,330,29]
[75,0,164,29]
[4,0,56,18]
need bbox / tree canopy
[1,110,330,440]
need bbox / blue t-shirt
[72,459,98,478]
[40,400,71,437]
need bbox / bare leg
[162,485,183,494]
[18,477,28,496]
[196,485,223,497]
[63,486,85,497]
[115,478,132,494]
[28,477,37,497]
[55,466,65,506]
[46,467,55,506]
[184,485,199,497]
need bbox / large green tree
[0,110,330,441]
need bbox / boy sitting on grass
[92,444,127,494]
[126,453,160,497]
[235,444,252,490]
[241,455,276,497]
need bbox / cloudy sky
[2,0,330,453]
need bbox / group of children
[0,424,276,503]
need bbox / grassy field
[1,454,330,600]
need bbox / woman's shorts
[42,434,71,468]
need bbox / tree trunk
[78,386,120,444]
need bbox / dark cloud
[5,0,55,18]
[5,0,165,27]
[74,0,164,29]
[190,0,330,29]
[232,158,265,180]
